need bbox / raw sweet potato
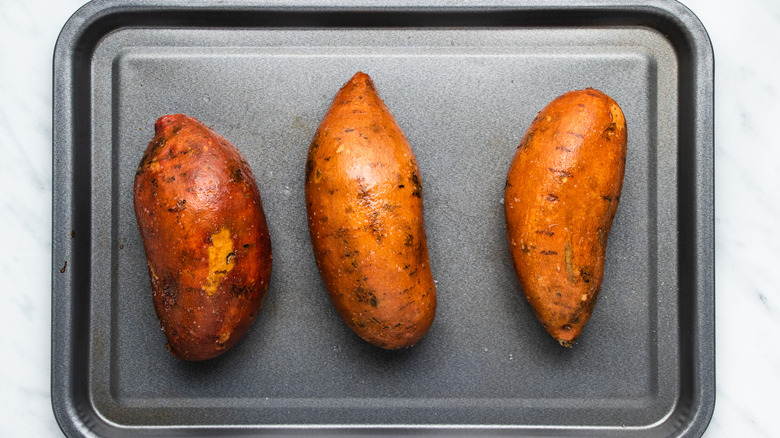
[134,114,272,361]
[504,88,627,347]
[305,72,436,349]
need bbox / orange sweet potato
[504,89,627,347]
[305,72,436,349]
[134,114,272,361]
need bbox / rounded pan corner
[51,389,91,438]
[54,0,115,66]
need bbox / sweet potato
[134,114,272,361]
[305,72,436,349]
[504,88,627,347]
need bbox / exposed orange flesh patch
[204,228,234,295]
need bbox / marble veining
[1,0,778,436]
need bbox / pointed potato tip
[342,71,377,94]
[557,339,575,348]
[155,113,187,133]
[350,71,371,82]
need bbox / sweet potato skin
[504,89,626,347]
[305,72,436,349]
[134,114,272,361]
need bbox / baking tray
[51,0,714,436]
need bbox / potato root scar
[204,228,235,295]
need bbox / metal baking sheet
[51,0,715,436]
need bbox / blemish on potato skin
[549,168,573,182]
[518,132,535,150]
[564,240,575,283]
[580,266,592,283]
[410,171,422,198]
[305,158,316,182]
[203,228,235,295]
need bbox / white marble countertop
[1,0,777,436]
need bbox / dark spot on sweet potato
[231,167,244,183]
[334,227,349,240]
[598,227,608,245]
[167,198,186,213]
[364,77,377,92]
[355,177,371,201]
[404,233,414,247]
[140,137,166,168]
[355,285,378,307]
[410,171,422,198]
[580,267,592,283]
[518,132,534,150]
[305,158,315,182]
[567,131,584,139]
[540,250,558,255]
[549,168,573,181]
[543,193,559,202]
[161,281,178,310]
[231,284,251,299]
